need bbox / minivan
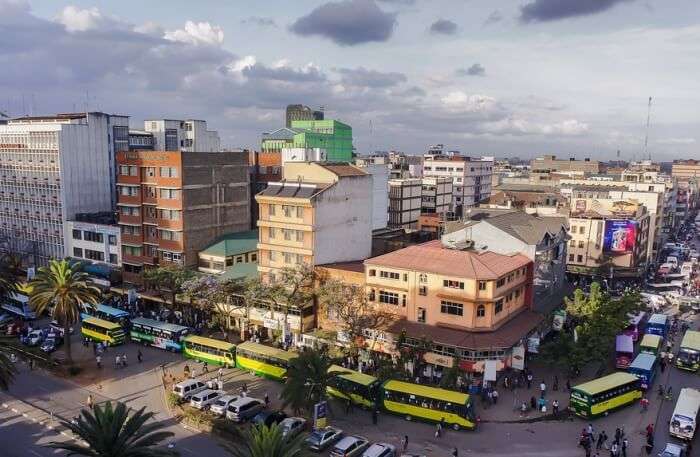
[189,389,224,410]
[210,394,238,416]
[173,380,207,400]
[226,397,265,422]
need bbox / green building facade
[261,119,353,162]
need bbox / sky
[1,0,699,160]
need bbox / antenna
[643,96,653,161]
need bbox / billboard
[603,220,637,254]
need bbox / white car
[305,426,343,451]
[210,394,238,416]
[362,443,396,457]
[330,435,369,457]
[279,417,306,438]
[189,389,225,410]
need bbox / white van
[667,256,679,267]
[670,388,700,440]
[173,380,207,400]
[681,262,694,278]
[226,397,265,422]
[210,394,238,416]
[190,389,225,410]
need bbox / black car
[250,410,287,427]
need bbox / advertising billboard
[603,220,637,254]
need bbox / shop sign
[527,335,541,353]
[423,352,454,368]
[511,345,526,371]
[552,309,567,331]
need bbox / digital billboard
[602,220,637,254]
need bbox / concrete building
[64,213,120,267]
[672,160,700,181]
[530,155,600,177]
[197,229,258,280]
[0,112,127,265]
[485,183,568,216]
[285,104,324,128]
[421,177,453,215]
[255,162,372,283]
[128,130,155,151]
[261,120,353,163]
[144,119,220,153]
[116,149,249,283]
[358,163,389,230]
[388,178,422,229]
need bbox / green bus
[182,335,235,367]
[326,365,380,409]
[639,334,663,356]
[569,372,642,418]
[235,341,297,381]
[676,330,700,372]
[81,316,125,346]
[130,317,189,352]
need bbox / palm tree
[29,259,100,364]
[224,423,306,457]
[47,401,178,457]
[282,347,337,415]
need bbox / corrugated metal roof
[199,230,258,257]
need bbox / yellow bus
[81,316,125,346]
[381,380,476,431]
[639,334,663,356]
[569,372,642,418]
[235,341,297,381]
[676,330,700,372]
[326,365,380,409]
[182,335,235,367]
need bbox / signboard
[423,352,455,368]
[484,360,498,382]
[511,345,526,371]
[603,220,638,254]
[575,199,587,214]
[552,310,567,331]
[527,335,540,353]
[313,401,328,429]
[263,318,281,331]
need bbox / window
[368,289,376,301]
[440,300,463,316]
[269,250,276,262]
[73,247,83,257]
[570,240,576,247]
[378,290,399,305]
[369,269,376,277]
[495,299,504,314]
[143,167,156,178]
[160,167,178,178]
[108,235,117,246]
[419,286,427,296]
[268,227,276,239]
[268,204,276,216]
[84,231,103,243]
[283,229,292,241]
[119,186,138,197]
[577,255,583,262]
[85,249,104,262]
[121,225,141,236]
[419,273,428,283]
[496,278,505,288]
[506,292,513,302]
[119,165,130,176]
[119,206,139,217]
[235,256,244,263]
[443,279,465,289]
[569,254,575,261]
[282,205,293,217]
[295,231,304,242]
[578,241,584,248]
[579,226,585,234]
[72,229,82,240]
[250,253,257,262]
[478,281,487,291]
[109,254,118,264]
[159,230,181,241]
[158,209,181,220]
[476,305,485,317]
[380,271,400,280]
[159,188,180,199]
[284,252,293,264]
[122,245,142,256]
[143,186,157,198]
[417,307,426,323]
[515,288,522,299]
[296,254,304,264]
[296,206,303,218]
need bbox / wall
[363,164,389,230]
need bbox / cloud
[241,16,277,27]
[441,92,499,113]
[456,63,486,77]
[239,61,327,83]
[377,0,415,3]
[55,5,122,32]
[520,0,635,23]
[484,10,504,25]
[164,21,224,46]
[335,67,407,87]
[290,0,397,46]
[429,18,458,35]
[656,137,696,145]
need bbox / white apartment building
[0,113,120,265]
[144,119,220,152]
[423,152,493,216]
[388,178,422,229]
[421,176,453,215]
[64,219,120,266]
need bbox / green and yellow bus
[381,380,476,430]
[326,365,380,409]
[182,335,235,367]
[639,334,663,356]
[235,341,298,381]
[81,316,125,346]
[676,330,700,372]
[569,372,642,418]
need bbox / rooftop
[317,260,366,274]
[217,262,259,281]
[476,211,568,245]
[199,230,258,258]
[257,181,328,199]
[365,240,531,280]
[317,163,368,177]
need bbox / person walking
[621,438,628,457]
[121,354,127,367]
[492,388,499,404]
[372,408,378,425]
[115,355,121,369]
[264,393,270,407]
[217,367,224,381]
[137,349,143,363]
[452,447,458,457]
[96,355,102,369]
[435,422,442,438]
[587,424,595,442]
[552,399,559,416]
[614,428,621,444]
[401,435,408,453]
[553,375,559,391]
[530,396,537,410]
[645,423,654,437]
[87,394,93,409]
[527,372,533,389]
[640,397,649,412]
[540,381,547,397]
[566,378,571,392]
[610,441,619,457]
[596,431,607,450]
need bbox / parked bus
[676,330,700,372]
[80,303,130,328]
[182,335,235,368]
[1,284,35,320]
[646,313,669,338]
[235,341,297,381]
[670,388,700,440]
[81,316,125,346]
[326,365,380,409]
[639,334,663,356]
[624,312,647,342]
[569,372,642,418]
[130,317,189,352]
[381,380,476,430]
[615,334,635,369]
[627,353,657,390]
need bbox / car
[210,394,238,416]
[173,380,207,400]
[40,334,63,353]
[23,329,44,346]
[658,442,687,457]
[49,321,72,335]
[189,389,225,410]
[305,426,343,451]
[400,455,427,457]
[330,435,370,457]
[251,410,287,427]
[279,417,306,438]
[362,443,396,457]
[226,397,265,422]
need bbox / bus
[1,284,35,320]
[569,372,642,418]
[646,314,669,338]
[624,312,647,342]
[235,341,298,381]
[326,365,380,409]
[80,303,130,328]
[639,334,663,356]
[381,380,476,431]
[670,388,700,440]
[628,353,657,390]
[182,335,235,368]
[615,334,634,369]
[81,316,125,346]
[130,317,189,352]
[676,330,700,372]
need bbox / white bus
[670,388,700,440]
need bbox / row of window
[119,165,179,178]
[268,204,304,218]
[268,227,304,242]
[73,247,118,264]
[268,250,305,265]
[495,267,527,288]
[72,229,117,245]
[118,186,180,200]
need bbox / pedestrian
[614,428,621,444]
[540,380,546,397]
[203,361,208,373]
[190,368,197,379]
[122,354,127,367]
[28,358,34,371]
[96,355,102,369]
[372,408,378,425]
[610,442,619,457]
[87,394,93,408]
[487,389,493,405]
[520,401,528,416]
[621,438,628,457]
[596,431,607,450]
[645,423,654,437]
[402,435,408,452]
[552,399,559,416]
[345,399,351,414]
[587,424,594,442]
[137,350,143,363]
[640,397,649,412]
[585,445,591,457]
[566,379,571,392]
[115,355,121,368]
[658,384,664,398]
[492,389,499,404]
[527,372,533,389]
[217,367,224,380]
[530,396,537,410]
[553,375,559,391]
[452,447,458,457]
[644,434,653,455]
[660,358,666,372]
[264,393,270,407]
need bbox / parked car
[330,435,370,457]
[173,380,207,400]
[362,443,396,457]
[400,454,427,457]
[226,397,265,423]
[305,426,343,451]
[210,394,238,416]
[659,442,687,457]
[49,321,72,335]
[189,390,225,410]
[23,329,44,346]
[279,417,306,438]
[40,334,63,353]
[251,410,287,427]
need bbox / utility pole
[643,96,653,161]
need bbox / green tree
[47,401,178,457]
[182,276,248,340]
[0,253,20,301]
[224,423,306,457]
[143,265,195,314]
[282,347,336,415]
[29,259,100,364]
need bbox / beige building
[672,160,700,181]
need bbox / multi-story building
[128,130,155,151]
[261,119,353,163]
[255,162,372,283]
[423,151,493,216]
[388,178,422,229]
[672,160,700,181]
[197,229,258,280]
[0,112,127,265]
[285,104,324,128]
[530,155,600,177]
[144,119,220,153]
[485,183,568,216]
[421,177,453,215]
[116,149,249,283]
[64,213,120,267]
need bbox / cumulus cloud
[164,20,224,46]
[656,137,696,145]
[441,92,498,114]
[520,0,635,23]
[429,18,458,35]
[335,67,407,87]
[456,64,486,77]
[290,0,397,46]
[55,5,121,32]
[241,16,277,27]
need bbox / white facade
[388,178,422,228]
[423,154,493,216]
[356,163,389,230]
[144,119,220,152]
[421,176,453,214]
[64,220,120,266]
[281,147,327,165]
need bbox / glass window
[476,305,485,317]
[478,281,487,290]
[159,167,178,178]
[73,247,83,257]
[443,279,465,289]
[109,254,118,264]
[495,299,504,314]
[380,271,400,280]
[296,206,303,218]
[378,290,399,305]
[108,235,117,246]
[268,227,276,239]
[440,300,463,316]
[269,204,276,216]
[72,229,82,240]
[159,188,180,199]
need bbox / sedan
[305,426,343,452]
[659,442,687,457]
[330,435,369,457]
[362,443,396,457]
[251,410,287,428]
[279,417,306,439]
[210,395,238,417]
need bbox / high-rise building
[388,178,422,229]
[421,177,453,215]
[672,160,700,180]
[0,112,127,265]
[143,119,220,153]
[285,104,324,128]
[261,120,353,163]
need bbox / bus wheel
[405,415,412,421]
[452,423,460,431]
